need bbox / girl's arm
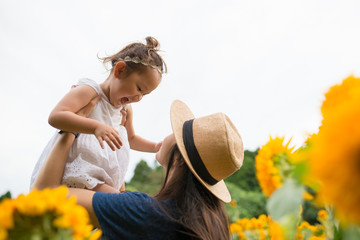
[125,105,162,152]
[49,85,122,150]
[33,95,102,227]
[48,85,100,133]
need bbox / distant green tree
[225,149,261,192]
[0,191,11,202]
[126,160,164,195]
[131,160,152,183]
[225,182,267,222]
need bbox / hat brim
[170,100,231,203]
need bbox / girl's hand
[120,108,127,126]
[94,124,122,151]
[154,141,162,152]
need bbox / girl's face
[109,67,161,108]
[156,134,176,170]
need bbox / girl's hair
[154,145,231,240]
[99,36,167,76]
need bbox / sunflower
[321,75,360,119]
[0,186,102,240]
[255,137,294,197]
[310,75,360,224]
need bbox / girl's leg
[93,183,120,193]
[119,181,125,192]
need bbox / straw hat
[170,100,244,203]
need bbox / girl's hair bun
[145,36,160,51]
[100,36,167,74]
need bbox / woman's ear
[175,153,185,167]
[114,61,126,78]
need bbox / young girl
[30,36,167,193]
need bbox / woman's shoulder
[93,191,174,215]
[93,192,153,208]
[92,192,181,239]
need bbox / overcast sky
[1,0,360,196]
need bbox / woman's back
[93,192,186,239]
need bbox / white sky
[1,0,360,197]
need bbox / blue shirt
[92,192,184,240]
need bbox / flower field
[229,76,360,240]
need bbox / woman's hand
[76,93,102,117]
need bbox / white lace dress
[30,78,130,191]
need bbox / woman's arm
[125,105,162,152]
[32,132,75,189]
[32,94,102,227]
[32,132,99,227]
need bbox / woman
[33,97,244,240]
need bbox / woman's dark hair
[154,145,231,240]
[99,36,167,76]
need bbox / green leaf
[343,225,360,240]
[293,161,308,184]
[266,179,304,222]
[266,180,305,239]
[333,224,343,240]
